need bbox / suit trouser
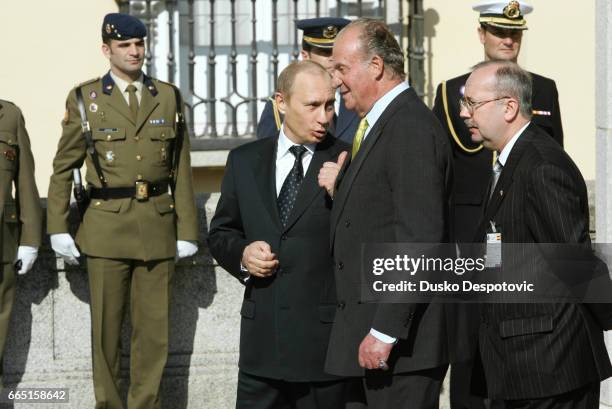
[345,365,448,409]
[501,382,600,409]
[0,262,16,386]
[236,370,346,409]
[87,257,174,409]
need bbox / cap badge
[503,1,521,19]
[323,25,338,39]
[105,23,112,34]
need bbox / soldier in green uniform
[0,100,42,386]
[46,13,198,409]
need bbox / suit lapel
[283,137,333,232]
[476,125,535,239]
[105,86,135,125]
[135,82,160,134]
[252,136,282,229]
[331,89,410,238]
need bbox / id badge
[485,221,502,268]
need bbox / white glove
[50,233,81,265]
[15,246,38,275]
[176,240,198,260]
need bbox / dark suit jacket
[208,134,350,382]
[433,72,563,242]
[325,87,457,377]
[473,123,612,399]
[257,98,360,144]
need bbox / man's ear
[101,42,111,59]
[369,54,384,79]
[478,26,486,45]
[274,91,287,114]
[504,98,520,122]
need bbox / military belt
[89,180,169,201]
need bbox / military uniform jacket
[433,72,563,242]
[0,100,42,263]
[257,97,360,144]
[47,73,198,261]
[208,134,349,382]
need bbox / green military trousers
[87,257,174,409]
[0,262,16,386]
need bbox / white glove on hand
[50,233,81,265]
[176,240,198,261]
[15,246,38,274]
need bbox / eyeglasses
[459,96,510,114]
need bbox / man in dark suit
[319,18,453,408]
[462,60,612,408]
[257,17,359,144]
[432,3,564,407]
[208,60,350,409]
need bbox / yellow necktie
[351,117,369,159]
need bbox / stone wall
[2,193,244,409]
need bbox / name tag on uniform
[149,118,166,125]
[485,221,502,268]
[97,128,119,132]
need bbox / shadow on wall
[3,193,216,409]
[424,8,440,108]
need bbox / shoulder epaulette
[76,77,100,88]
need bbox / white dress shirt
[109,71,144,105]
[275,126,316,196]
[497,121,531,166]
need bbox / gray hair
[472,60,533,118]
[344,18,406,80]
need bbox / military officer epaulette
[76,77,101,89]
[151,77,179,97]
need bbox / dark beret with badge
[297,17,351,49]
[102,13,147,41]
[472,0,533,30]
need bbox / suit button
[106,134,112,141]
[338,261,344,270]
[134,136,140,141]
[136,155,142,161]
[337,301,346,309]
[345,219,350,228]
[281,234,287,241]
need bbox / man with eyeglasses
[461,59,610,409]
[431,2,564,409]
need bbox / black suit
[473,123,612,403]
[257,98,360,144]
[433,72,565,409]
[325,87,455,407]
[208,134,350,408]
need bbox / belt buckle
[135,180,149,201]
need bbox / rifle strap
[75,86,107,189]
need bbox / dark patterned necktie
[277,145,307,226]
